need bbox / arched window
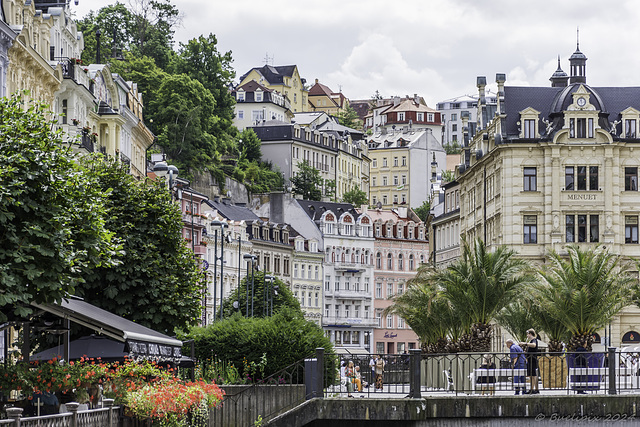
[341,252,345,262]
[398,254,404,271]
[376,252,382,269]
[331,252,335,263]
[387,253,393,270]
[409,254,415,270]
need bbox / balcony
[333,289,370,299]
[182,212,203,225]
[322,316,378,327]
[193,243,206,256]
[333,262,365,272]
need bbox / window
[315,266,319,279]
[523,215,537,244]
[255,91,263,102]
[398,254,404,271]
[409,254,415,270]
[402,156,407,166]
[335,279,340,291]
[565,167,574,190]
[428,113,434,122]
[387,283,393,297]
[293,264,298,278]
[589,166,598,190]
[382,158,388,167]
[524,167,537,191]
[393,195,398,204]
[335,304,340,318]
[376,252,382,268]
[626,216,638,244]
[451,113,457,121]
[417,112,424,121]
[577,166,587,190]
[345,305,350,318]
[401,175,407,185]
[382,176,388,186]
[252,110,264,122]
[325,275,330,291]
[238,110,244,119]
[398,284,404,295]
[626,167,638,191]
[387,315,393,328]
[387,253,393,270]
[393,175,398,186]
[372,177,377,187]
[393,157,398,167]
[566,215,575,243]
[325,304,330,317]
[383,195,388,205]
[398,112,405,121]
[452,124,458,132]
[375,283,382,298]
[372,159,377,168]
[626,119,637,138]
[590,215,599,242]
[237,92,245,101]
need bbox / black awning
[32,298,183,363]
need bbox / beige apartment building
[458,45,640,349]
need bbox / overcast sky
[72,0,640,106]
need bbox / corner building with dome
[457,43,640,349]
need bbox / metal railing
[211,352,316,427]
[422,348,640,395]
[325,352,421,398]
[2,401,118,427]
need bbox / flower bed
[0,357,224,426]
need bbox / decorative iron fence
[2,401,118,427]
[422,348,640,395]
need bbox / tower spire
[577,27,580,50]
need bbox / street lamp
[264,275,275,317]
[211,219,228,321]
[243,254,257,317]
[153,161,179,200]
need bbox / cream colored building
[5,0,61,104]
[291,233,324,325]
[239,64,309,113]
[458,45,640,349]
[308,79,348,116]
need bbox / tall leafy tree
[290,161,323,201]
[533,245,633,351]
[336,104,362,130]
[152,74,219,177]
[342,187,368,207]
[79,158,204,334]
[238,128,262,163]
[413,199,431,223]
[0,94,119,322]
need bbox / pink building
[363,206,429,354]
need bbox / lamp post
[211,219,228,320]
[243,254,257,317]
[152,161,179,200]
[264,275,275,317]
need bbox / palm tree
[385,266,465,353]
[439,238,533,352]
[533,245,633,351]
[495,298,540,344]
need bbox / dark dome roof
[569,47,587,61]
[549,83,605,114]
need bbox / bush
[182,309,336,382]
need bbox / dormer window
[237,91,245,102]
[519,107,540,138]
[569,118,594,138]
[255,90,263,102]
[626,119,637,138]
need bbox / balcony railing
[182,213,203,225]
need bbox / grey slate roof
[296,199,360,223]
[502,84,640,139]
[205,198,261,222]
[239,65,300,86]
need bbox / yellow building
[4,0,61,104]
[308,79,348,116]
[458,45,640,349]
[239,64,309,113]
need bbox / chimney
[96,28,101,63]
[315,78,319,84]
[476,76,486,130]
[270,192,286,223]
[495,73,506,115]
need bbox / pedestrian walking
[374,354,385,391]
[506,339,526,395]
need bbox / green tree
[439,238,533,352]
[152,74,219,177]
[413,199,431,223]
[183,308,335,381]
[238,128,262,163]
[336,104,362,130]
[443,141,462,154]
[342,187,368,206]
[0,94,119,322]
[324,179,336,201]
[441,170,455,183]
[78,158,204,334]
[290,161,323,201]
[533,245,633,351]
[385,267,463,353]
[220,271,301,318]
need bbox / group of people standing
[340,354,386,397]
[507,328,540,395]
